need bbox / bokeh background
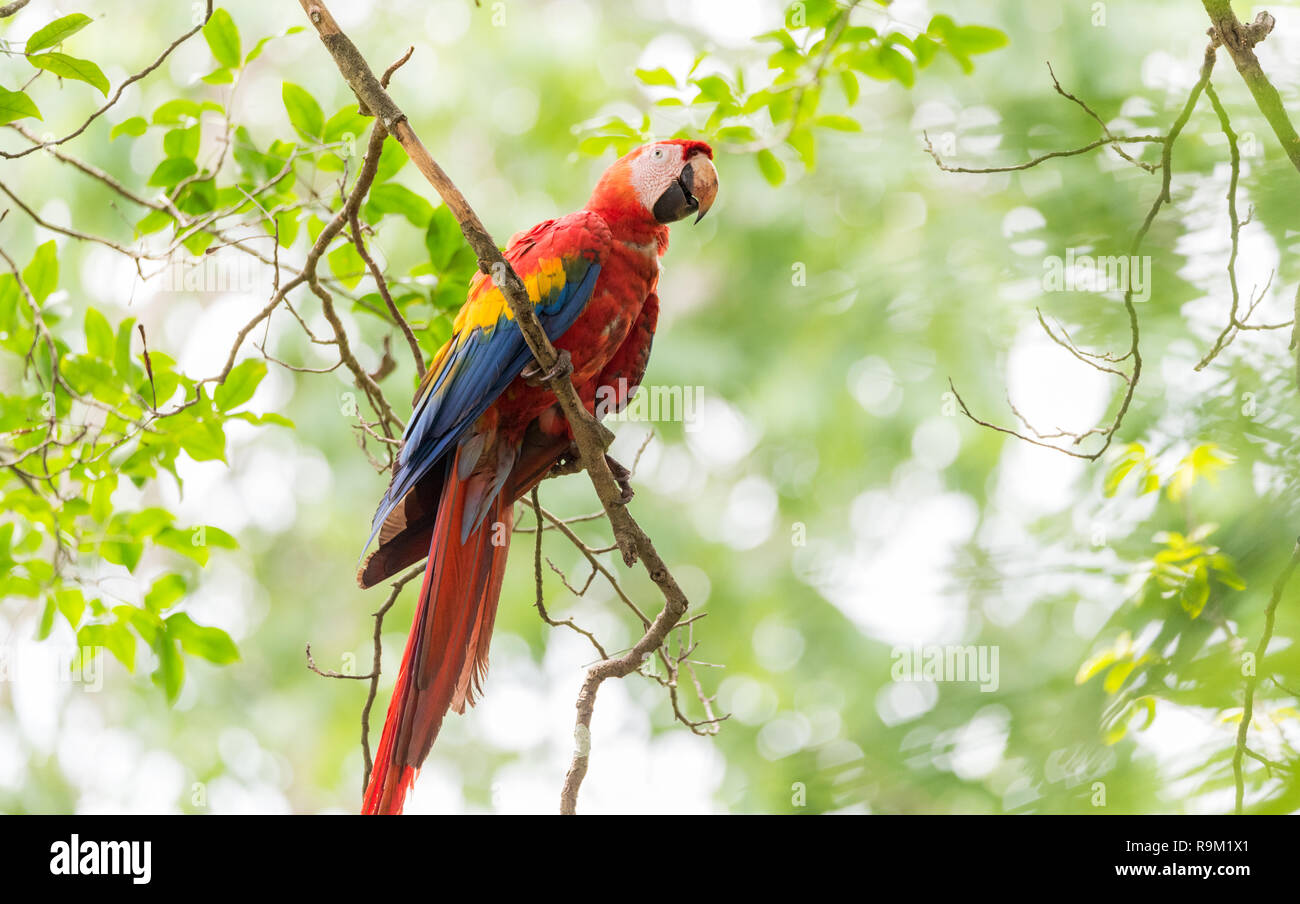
[3,0,1300,814]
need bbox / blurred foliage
[2,0,1300,815]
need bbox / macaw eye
[651,147,666,160]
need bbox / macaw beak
[653,153,719,224]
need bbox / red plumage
[360,140,716,814]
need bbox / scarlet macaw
[357,140,718,814]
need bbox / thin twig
[1233,536,1300,814]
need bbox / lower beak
[652,154,719,225]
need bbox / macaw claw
[522,349,573,387]
[547,446,634,502]
[605,454,635,504]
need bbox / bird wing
[361,210,610,557]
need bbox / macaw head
[587,139,718,228]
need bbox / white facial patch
[630,144,684,212]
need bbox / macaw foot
[522,349,572,387]
[548,445,633,503]
[550,442,582,477]
[604,454,635,504]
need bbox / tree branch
[1200,4,1300,175]
[1233,537,1300,814]
[935,45,1217,460]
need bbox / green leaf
[111,116,148,140]
[1075,649,1115,685]
[323,107,369,144]
[129,507,176,538]
[167,612,239,664]
[145,574,188,612]
[367,182,435,227]
[1102,659,1136,694]
[282,82,324,139]
[692,75,736,107]
[328,242,365,289]
[1180,560,1210,619]
[788,127,815,169]
[1102,702,1134,745]
[25,13,93,54]
[136,208,173,236]
[28,53,110,96]
[425,205,466,271]
[152,635,185,703]
[22,241,58,303]
[875,46,915,87]
[201,67,234,85]
[113,317,137,382]
[55,588,86,629]
[267,209,300,248]
[203,8,242,69]
[84,308,114,359]
[245,36,274,65]
[373,138,407,183]
[245,25,304,64]
[178,418,227,463]
[635,67,677,87]
[154,527,212,566]
[926,16,1007,74]
[1209,553,1246,591]
[148,156,198,188]
[214,359,267,411]
[90,472,117,524]
[0,87,42,125]
[1167,443,1235,502]
[947,25,1008,56]
[153,98,203,125]
[756,148,785,186]
[755,29,798,51]
[164,125,201,160]
[912,34,940,68]
[101,539,144,572]
[1134,696,1157,731]
[37,598,56,640]
[1104,444,1146,497]
[839,70,860,105]
[79,622,135,672]
[815,114,861,132]
[840,26,879,44]
[231,411,295,429]
[203,526,239,550]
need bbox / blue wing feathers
[361,254,602,556]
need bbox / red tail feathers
[362,452,512,815]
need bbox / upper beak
[652,153,719,225]
[684,153,718,223]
